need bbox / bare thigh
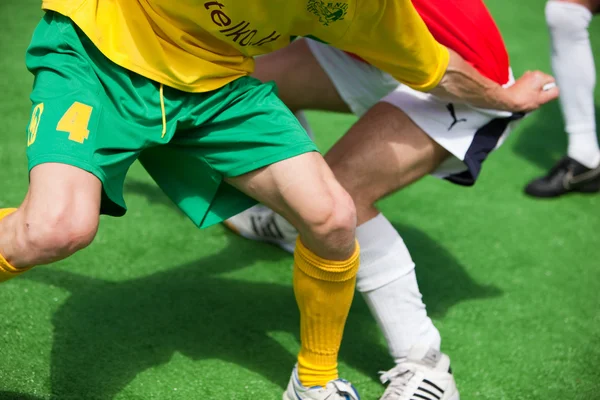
[0,163,101,268]
[252,39,350,113]
[325,102,451,224]
[226,152,356,260]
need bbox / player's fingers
[531,71,556,89]
[538,85,560,105]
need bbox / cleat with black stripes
[223,205,298,253]
[524,156,600,198]
[379,345,459,400]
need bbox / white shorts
[306,39,521,185]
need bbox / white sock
[546,1,600,169]
[356,214,441,363]
[294,110,315,141]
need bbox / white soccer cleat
[223,205,298,253]
[283,366,361,400]
[379,345,459,400]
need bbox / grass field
[1,0,599,399]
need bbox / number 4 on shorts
[56,101,93,144]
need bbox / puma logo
[447,103,467,131]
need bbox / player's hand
[505,71,559,113]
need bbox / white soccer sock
[294,110,316,141]
[356,214,441,363]
[547,1,600,169]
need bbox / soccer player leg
[0,164,101,281]
[1,12,150,282]
[223,39,402,249]
[0,14,103,280]
[526,0,600,197]
[326,102,462,399]
[140,76,360,398]
[143,155,360,395]
[227,153,360,392]
[326,102,449,357]
[223,39,362,249]
[548,0,598,167]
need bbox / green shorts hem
[223,144,320,177]
[25,12,323,228]
[28,155,126,217]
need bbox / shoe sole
[444,379,460,400]
[577,179,600,193]
[222,220,295,254]
[525,174,600,198]
[526,189,600,198]
[525,183,600,198]
[285,383,460,400]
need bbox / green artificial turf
[0,0,599,399]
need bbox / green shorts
[25,12,317,228]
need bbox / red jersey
[349,0,510,85]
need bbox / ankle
[297,352,338,387]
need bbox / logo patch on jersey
[307,0,348,26]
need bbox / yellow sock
[293,238,360,387]
[0,208,30,283]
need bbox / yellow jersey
[41,0,449,93]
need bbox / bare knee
[300,187,357,259]
[326,104,452,219]
[0,164,104,267]
[17,204,99,265]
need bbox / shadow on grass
[124,179,184,213]
[0,392,48,400]
[392,224,502,319]
[124,178,502,318]
[512,102,600,172]
[12,179,501,399]
[512,101,567,171]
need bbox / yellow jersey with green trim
[41,0,449,93]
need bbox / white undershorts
[306,38,521,185]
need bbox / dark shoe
[525,157,600,198]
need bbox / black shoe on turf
[525,156,600,198]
